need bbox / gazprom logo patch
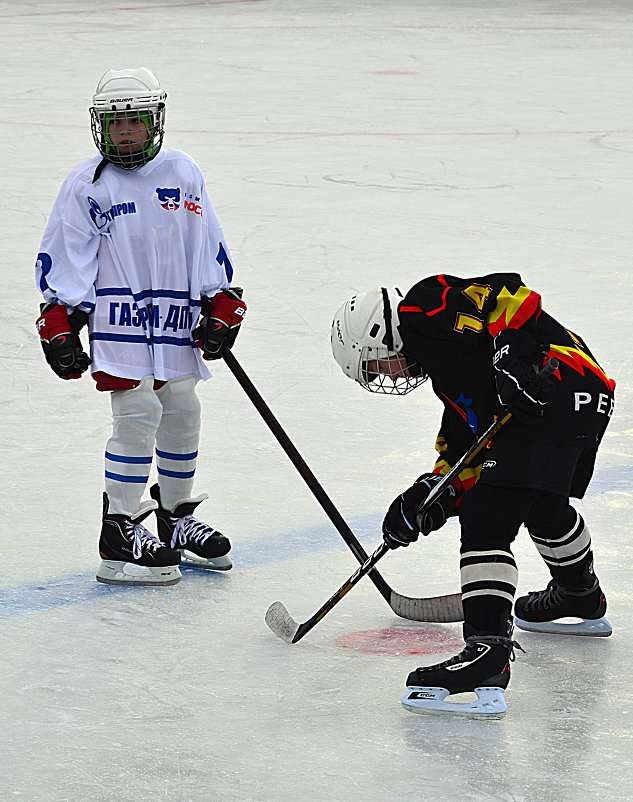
[88,196,137,229]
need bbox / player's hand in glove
[382,473,458,549]
[36,303,91,379]
[196,288,247,360]
[493,329,557,420]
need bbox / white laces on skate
[127,522,163,559]
[170,515,217,549]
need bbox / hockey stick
[264,357,559,644]
[221,348,462,623]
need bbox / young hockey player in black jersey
[331,274,614,717]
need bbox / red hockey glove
[195,288,247,360]
[382,473,459,549]
[36,303,91,379]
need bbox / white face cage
[90,68,166,170]
[358,347,423,395]
[331,288,427,396]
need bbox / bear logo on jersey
[156,187,180,210]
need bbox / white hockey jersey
[35,149,233,381]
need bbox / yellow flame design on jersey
[549,343,613,388]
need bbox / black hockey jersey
[397,274,615,490]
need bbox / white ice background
[1,1,632,800]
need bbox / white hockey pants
[104,375,201,515]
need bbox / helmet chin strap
[381,287,395,351]
[92,157,109,183]
[379,287,425,381]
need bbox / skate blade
[515,615,612,637]
[96,560,182,586]
[179,550,232,571]
[402,686,507,719]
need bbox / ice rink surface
[1,0,632,799]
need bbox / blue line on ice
[0,513,383,619]
[0,467,626,619]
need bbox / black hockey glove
[382,473,458,549]
[492,329,557,420]
[195,288,247,360]
[36,303,91,380]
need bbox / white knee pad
[155,375,201,510]
[105,376,162,515]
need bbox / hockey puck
[334,627,462,656]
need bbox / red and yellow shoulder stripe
[486,284,541,337]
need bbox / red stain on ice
[335,627,462,655]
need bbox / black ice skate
[150,484,232,571]
[514,580,612,637]
[96,493,181,586]
[402,633,522,719]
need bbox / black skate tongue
[172,501,199,518]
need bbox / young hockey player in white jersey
[35,68,247,587]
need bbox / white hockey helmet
[90,67,166,169]
[331,288,427,395]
